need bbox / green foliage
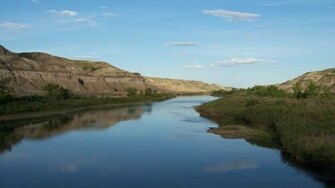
[0,94,13,105]
[305,82,320,97]
[126,87,138,97]
[293,83,305,99]
[212,89,234,96]
[0,76,12,94]
[212,86,290,98]
[43,83,72,99]
[293,82,331,99]
[144,88,153,96]
[247,85,289,98]
[197,96,335,171]
[0,76,13,105]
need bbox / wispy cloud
[181,64,203,69]
[203,9,260,21]
[102,12,119,17]
[31,0,40,4]
[205,161,259,173]
[74,18,99,27]
[46,10,99,28]
[210,58,274,67]
[99,6,109,9]
[167,42,199,47]
[47,10,78,17]
[0,22,30,29]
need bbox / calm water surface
[0,96,326,187]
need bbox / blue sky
[1,0,335,87]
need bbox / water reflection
[281,153,335,187]
[205,121,335,186]
[0,104,151,154]
[205,161,259,173]
[0,97,331,188]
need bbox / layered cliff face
[0,45,149,96]
[0,45,226,96]
[279,68,335,93]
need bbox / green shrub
[144,88,153,96]
[247,85,288,98]
[43,83,72,99]
[196,96,335,171]
[126,87,138,97]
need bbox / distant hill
[145,77,226,94]
[0,45,226,96]
[279,68,335,92]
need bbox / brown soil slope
[0,45,225,96]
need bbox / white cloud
[46,9,99,28]
[74,18,99,27]
[210,58,274,67]
[99,6,109,9]
[47,10,78,17]
[102,12,119,17]
[74,18,87,22]
[0,22,30,29]
[181,64,203,69]
[203,9,260,21]
[31,0,40,4]
[167,42,199,47]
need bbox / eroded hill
[0,45,225,96]
[279,68,335,93]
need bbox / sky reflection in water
[0,96,325,188]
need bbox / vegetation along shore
[195,84,335,181]
[0,80,174,118]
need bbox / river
[0,96,327,187]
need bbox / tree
[43,83,72,99]
[0,76,13,95]
[126,87,137,97]
[144,88,153,96]
[305,82,320,97]
[293,83,305,99]
[247,85,288,98]
[0,76,13,104]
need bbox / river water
[0,96,327,187]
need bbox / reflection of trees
[280,153,335,187]
[209,130,335,187]
[0,104,149,154]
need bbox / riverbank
[0,94,174,121]
[195,96,335,178]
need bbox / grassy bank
[0,94,174,116]
[196,96,335,174]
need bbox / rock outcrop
[0,45,226,95]
[279,68,335,93]
[0,45,150,96]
